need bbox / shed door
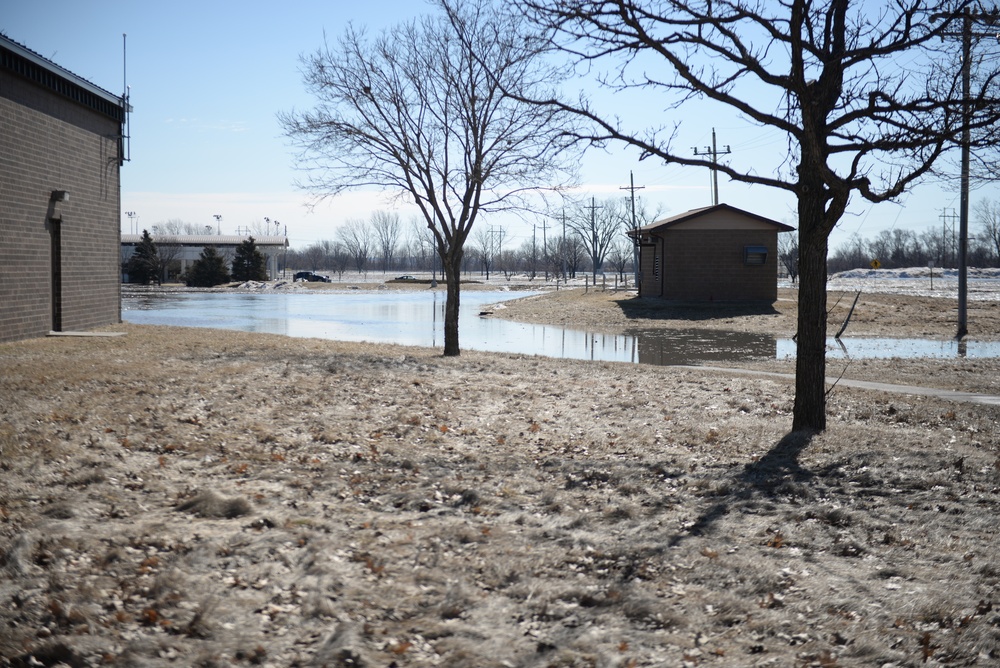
[50,221,62,332]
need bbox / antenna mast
[121,33,131,164]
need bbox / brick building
[1,35,127,343]
[628,204,795,301]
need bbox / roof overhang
[630,203,795,236]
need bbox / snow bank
[808,267,1000,300]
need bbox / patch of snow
[790,267,1000,300]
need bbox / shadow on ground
[615,297,780,322]
[670,430,819,546]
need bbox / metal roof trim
[0,33,124,108]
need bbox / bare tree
[328,241,352,279]
[605,234,634,283]
[370,210,402,273]
[245,219,280,237]
[974,198,1000,265]
[156,242,184,283]
[567,197,628,281]
[407,215,437,275]
[549,233,585,279]
[518,0,1000,431]
[500,244,521,279]
[918,227,949,268]
[158,219,186,235]
[517,237,539,278]
[471,225,507,279]
[154,219,206,236]
[337,218,374,275]
[301,243,327,273]
[472,226,497,279]
[778,232,799,283]
[281,0,578,356]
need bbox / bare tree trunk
[442,249,463,357]
[793,196,829,432]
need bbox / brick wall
[637,243,659,296]
[0,69,122,343]
[662,229,778,301]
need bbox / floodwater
[122,290,1000,366]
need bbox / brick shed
[0,35,127,343]
[628,204,795,302]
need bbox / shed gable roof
[631,203,795,235]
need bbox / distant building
[0,34,128,343]
[120,234,289,282]
[629,204,795,301]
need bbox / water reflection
[809,336,1000,360]
[122,290,1000,365]
[630,328,777,365]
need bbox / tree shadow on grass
[669,430,816,546]
[614,296,780,323]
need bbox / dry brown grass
[1,319,999,666]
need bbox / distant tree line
[147,218,283,237]
[140,195,1000,284]
[826,199,1000,273]
[281,200,661,282]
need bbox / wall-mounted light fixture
[49,190,70,222]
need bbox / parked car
[294,271,331,283]
[395,275,418,281]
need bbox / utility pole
[940,208,957,267]
[620,171,645,287]
[542,217,548,281]
[531,223,537,279]
[586,197,600,280]
[958,8,971,339]
[489,226,504,277]
[693,128,732,205]
[561,208,567,281]
[931,6,1000,338]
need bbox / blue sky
[4,0,992,252]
